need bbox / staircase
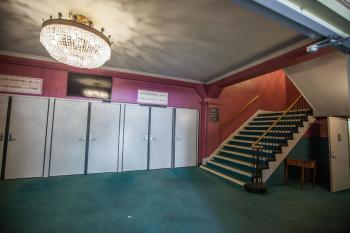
[200,96,314,188]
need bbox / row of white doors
[122,105,197,171]
[0,95,198,179]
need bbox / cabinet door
[0,96,8,174]
[122,105,149,171]
[50,100,88,176]
[149,107,173,169]
[87,103,120,174]
[174,108,198,167]
[5,96,49,179]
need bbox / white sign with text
[0,74,43,94]
[137,90,168,106]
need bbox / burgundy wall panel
[0,56,207,161]
[0,55,306,162]
[218,70,289,141]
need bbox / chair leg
[284,162,288,185]
[313,166,316,188]
[301,167,304,190]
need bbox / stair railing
[220,95,259,129]
[250,95,312,185]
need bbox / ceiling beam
[230,0,322,39]
[250,0,350,51]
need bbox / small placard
[210,107,219,122]
[137,90,168,106]
[0,74,43,95]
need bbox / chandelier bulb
[40,11,112,69]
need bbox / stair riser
[222,146,275,159]
[240,131,294,138]
[249,121,303,126]
[244,126,298,132]
[228,141,281,152]
[253,116,308,121]
[217,152,270,168]
[213,157,255,173]
[233,135,288,144]
[206,163,251,183]
[257,110,311,117]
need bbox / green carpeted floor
[0,167,349,233]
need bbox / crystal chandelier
[40,12,112,69]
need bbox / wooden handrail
[251,95,303,148]
[220,95,259,129]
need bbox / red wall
[0,55,304,161]
[218,70,300,141]
[0,59,203,109]
[0,55,208,161]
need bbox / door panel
[87,103,120,174]
[5,96,48,179]
[0,96,8,173]
[149,107,173,169]
[50,100,88,176]
[122,105,149,171]
[174,108,198,167]
[328,117,350,192]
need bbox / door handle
[89,133,96,142]
[142,135,149,140]
[150,135,156,141]
[328,153,336,159]
[79,134,87,141]
[8,133,16,141]
[176,137,181,141]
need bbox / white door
[149,107,173,169]
[174,108,198,167]
[328,117,350,192]
[0,96,8,174]
[50,100,88,176]
[5,96,49,179]
[122,105,149,171]
[87,103,120,174]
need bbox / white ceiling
[0,0,307,83]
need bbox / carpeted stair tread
[239,130,294,138]
[218,151,271,167]
[201,108,311,187]
[219,149,275,161]
[212,156,255,173]
[200,165,245,186]
[253,115,307,121]
[229,138,283,145]
[214,155,253,167]
[207,160,251,177]
[223,144,274,155]
[249,120,303,126]
[205,162,252,183]
[257,109,310,117]
[244,125,298,132]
